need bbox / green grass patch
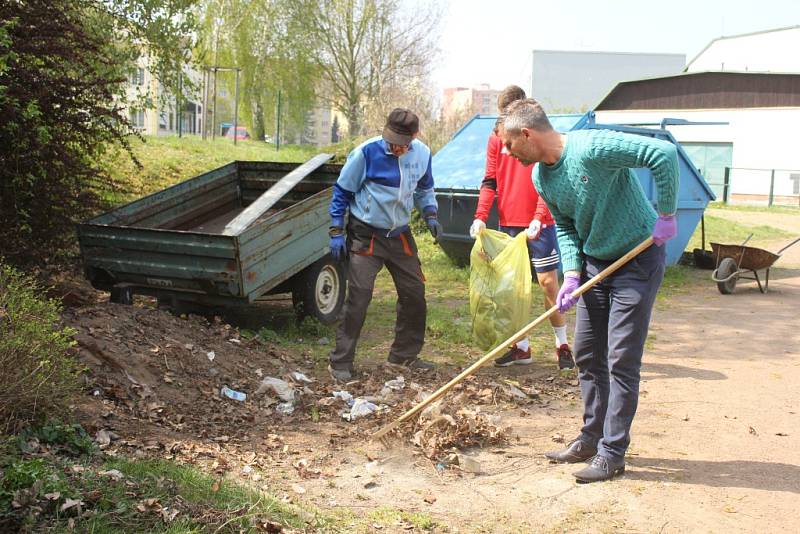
[684,214,792,251]
[706,201,800,215]
[100,135,318,202]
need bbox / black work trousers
[329,218,427,371]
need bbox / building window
[130,68,145,86]
[791,173,800,195]
[130,109,145,128]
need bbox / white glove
[526,219,542,240]
[469,219,486,239]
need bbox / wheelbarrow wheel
[716,257,739,294]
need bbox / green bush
[0,263,80,435]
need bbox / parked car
[225,126,250,140]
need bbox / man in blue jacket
[327,108,442,381]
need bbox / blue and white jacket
[329,136,438,236]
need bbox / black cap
[382,108,419,146]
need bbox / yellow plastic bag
[469,229,532,351]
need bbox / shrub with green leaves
[0,263,80,435]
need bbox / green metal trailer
[77,154,346,324]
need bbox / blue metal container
[432,112,715,266]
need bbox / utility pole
[233,68,240,146]
[276,89,282,151]
[177,70,183,138]
[201,69,208,140]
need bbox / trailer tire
[110,285,133,305]
[292,255,346,325]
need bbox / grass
[0,421,328,533]
[706,201,800,215]
[683,213,793,252]
[100,135,318,202]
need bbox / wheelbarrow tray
[710,242,780,271]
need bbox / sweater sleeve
[589,131,679,215]
[534,168,582,272]
[474,135,499,221]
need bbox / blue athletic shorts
[498,225,561,274]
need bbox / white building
[594,27,800,206]
[126,54,204,136]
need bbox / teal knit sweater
[533,129,679,273]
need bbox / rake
[371,237,655,441]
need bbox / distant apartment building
[303,105,347,147]
[441,84,501,123]
[126,54,204,136]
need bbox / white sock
[554,325,568,347]
[516,338,530,351]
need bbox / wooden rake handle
[371,237,655,440]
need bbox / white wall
[594,108,800,201]
[687,27,800,73]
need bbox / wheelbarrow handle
[777,237,800,255]
[711,267,739,283]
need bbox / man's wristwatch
[328,226,344,237]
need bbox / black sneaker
[557,344,575,370]
[494,347,533,367]
[387,356,435,371]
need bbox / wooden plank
[222,153,332,236]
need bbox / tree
[306,0,442,137]
[0,0,198,265]
[197,0,320,141]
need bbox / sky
[431,0,800,93]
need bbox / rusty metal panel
[90,163,238,227]
[237,189,331,299]
[78,225,242,296]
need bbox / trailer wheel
[293,255,346,325]
[110,285,133,305]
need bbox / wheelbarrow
[710,236,800,294]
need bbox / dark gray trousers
[574,243,665,460]
[329,220,427,370]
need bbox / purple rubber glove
[556,273,580,314]
[652,214,677,246]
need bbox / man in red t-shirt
[470,85,574,370]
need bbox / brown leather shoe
[545,438,597,464]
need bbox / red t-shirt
[474,132,554,227]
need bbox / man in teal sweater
[499,99,679,483]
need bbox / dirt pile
[62,298,578,479]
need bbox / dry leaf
[60,498,83,512]
[423,494,436,504]
[99,469,124,481]
[211,480,221,492]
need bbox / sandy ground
[303,267,800,533]
[64,260,800,533]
